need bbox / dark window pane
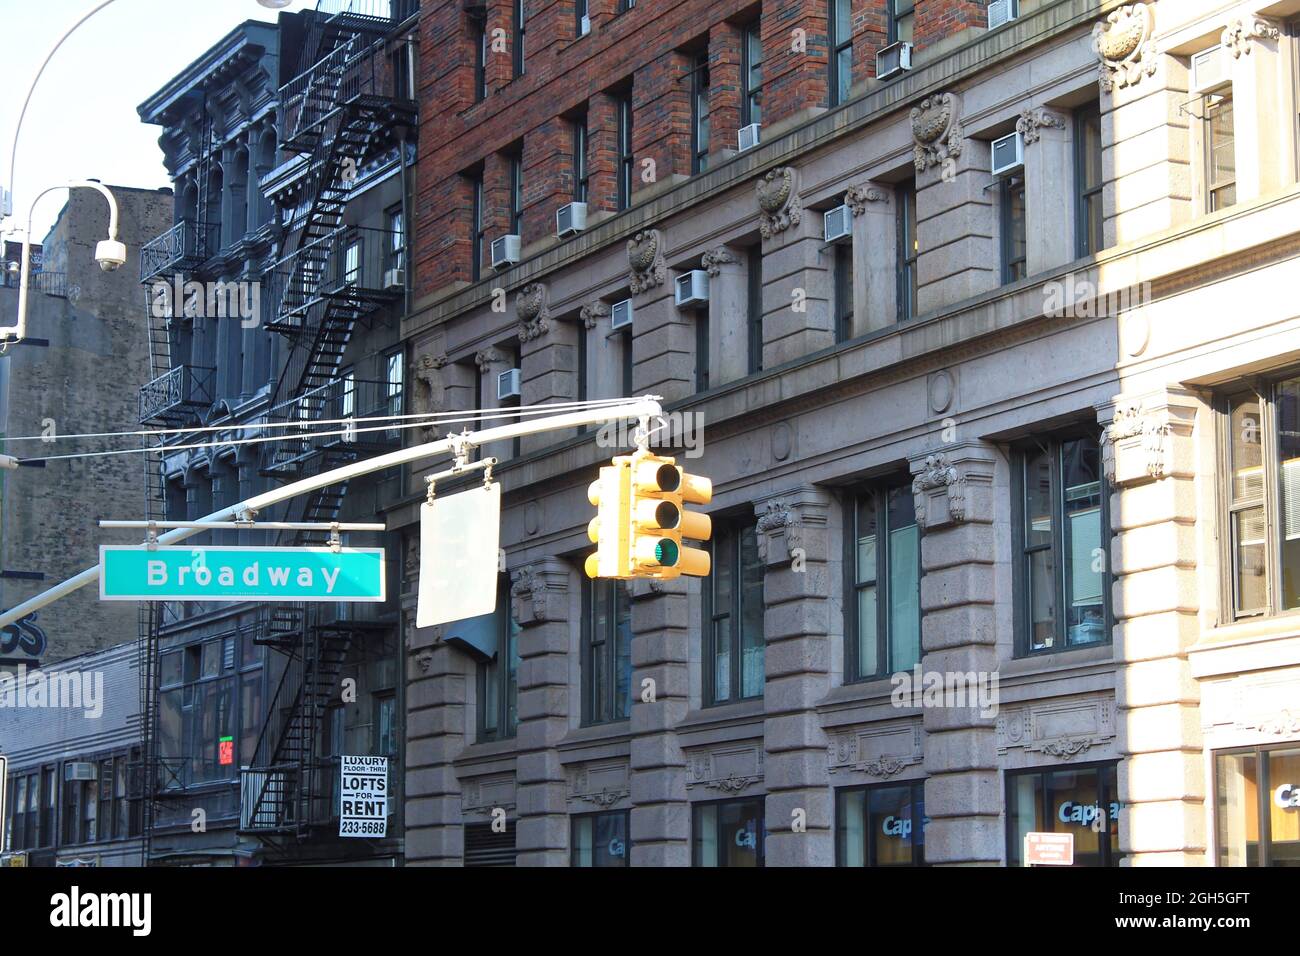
[1277,378,1300,610]
[740,525,765,698]
[1216,750,1260,866]
[1063,439,1105,646]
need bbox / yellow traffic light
[585,451,713,580]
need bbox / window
[1074,102,1104,257]
[837,781,926,866]
[619,329,633,397]
[846,482,921,681]
[695,308,710,392]
[829,0,853,106]
[747,246,763,373]
[705,519,764,705]
[1007,762,1120,866]
[692,51,711,174]
[471,173,486,282]
[385,350,403,440]
[157,636,239,789]
[572,810,630,866]
[693,798,764,866]
[509,153,524,235]
[7,770,40,850]
[375,694,398,757]
[617,94,634,211]
[618,0,635,12]
[583,578,633,724]
[743,22,763,127]
[478,576,520,741]
[1014,434,1109,654]
[1215,743,1300,866]
[1204,92,1236,211]
[833,240,854,342]
[887,0,914,44]
[387,205,405,271]
[342,235,360,286]
[573,117,589,203]
[512,0,526,77]
[473,16,487,102]
[896,180,918,322]
[575,0,588,36]
[999,172,1027,284]
[1221,374,1300,618]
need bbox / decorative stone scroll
[627,229,666,294]
[756,167,802,240]
[412,351,448,418]
[701,246,738,276]
[579,301,610,330]
[844,183,885,215]
[1016,107,1066,145]
[1101,401,1169,485]
[911,453,966,529]
[1222,17,1280,58]
[515,282,550,341]
[911,93,964,173]
[1093,3,1157,92]
[474,347,506,373]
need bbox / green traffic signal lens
[655,539,680,567]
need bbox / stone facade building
[0,185,172,666]
[395,0,1300,867]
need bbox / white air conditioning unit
[738,123,761,152]
[65,762,98,782]
[490,234,521,270]
[497,368,522,400]
[556,201,588,238]
[987,0,1018,30]
[383,267,405,290]
[579,13,591,36]
[611,298,633,329]
[876,41,913,80]
[675,270,710,308]
[991,131,1024,176]
[1191,45,1228,93]
[824,205,852,244]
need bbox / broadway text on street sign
[99,546,386,602]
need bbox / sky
[1,0,320,243]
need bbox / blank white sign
[417,482,501,629]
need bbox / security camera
[95,239,127,272]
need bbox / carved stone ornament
[911,93,964,173]
[627,229,666,294]
[844,183,885,215]
[1102,402,1169,485]
[861,755,907,779]
[474,347,505,373]
[755,500,804,565]
[515,282,550,341]
[701,246,738,277]
[1016,107,1066,145]
[1092,3,1157,93]
[510,565,545,621]
[756,167,802,239]
[1249,709,1300,736]
[412,351,448,418]
[1222,17,1281,58]
[580,301,610,329]
[911,453,966,529]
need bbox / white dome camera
[95,239,127,272]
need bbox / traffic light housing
[585,450,712,580]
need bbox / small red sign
[1024,831,1074,866]
[219,737,234,767]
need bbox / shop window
[1012,433,1110,655]
[1007,762,1121,866]
[846,480,921,681]
[1220,374,1300,619]
[572,810,630,867]
[1216,744,1300,866]
[836,780,927,866]
[582,577,633,725]
[704,518,764,705]
[694,798,765,866]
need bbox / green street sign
[99,546,386,603]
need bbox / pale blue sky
[2,0,319,242]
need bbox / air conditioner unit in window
[876,41,913,80]
[1191,45,1228,93]
[579,13,591,36]
[824,205,852,244]
[383,267,405,290]
[490,234,521,270]
[987,0,1018,30]
[738,123,761,152]
[674,270,710,308]
[497,368,522,400]
[65,762,97,782]
[610,298,633,329]
[991,131,1024,176]
[556,201,588,238]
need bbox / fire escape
[238,0,416,848]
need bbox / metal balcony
[139,220,219,283]
[139,365,216,426]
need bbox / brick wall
[915,0,985,50]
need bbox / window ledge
[675,698,765,744]
[453,737,518,773]
[556,720,632,761]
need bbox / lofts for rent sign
[340,755,388,838]
[99,546,386,602]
